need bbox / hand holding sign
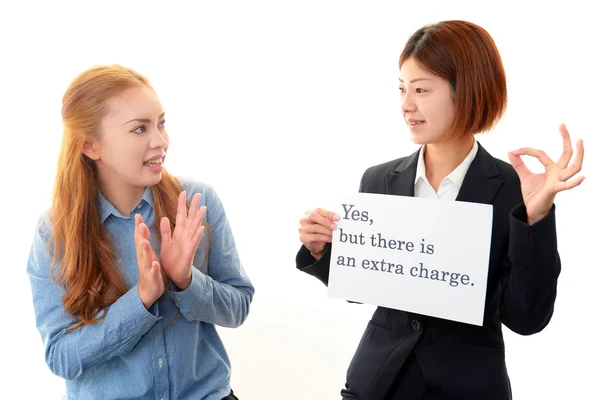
[299,208,340,260]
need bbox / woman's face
[83,85,169,194]
[399,57,456,145]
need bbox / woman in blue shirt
[27,64,254,400]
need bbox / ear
[82,140,101,161]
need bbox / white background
[1,1,598,399]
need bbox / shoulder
[28,209,55,271]
[177,177,218,204]
[176,177,226,221]
[362,156,411,180]
[360,147,419,189]
[492,157,520,184]
[33,209,53,239]
[477,144,521,188]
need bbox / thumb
[151,261,162,281]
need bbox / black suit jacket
[296,143,561,400]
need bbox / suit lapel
[384,148,419,196]
[456,143,504,205]
[383,142,504,205]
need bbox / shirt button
[411,320,421,331]
[137,204,142,209]
[176,296,182,302]
[158,359,164,368]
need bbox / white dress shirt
[414,140,479,200]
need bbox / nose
[150,126,169,149]
[401,91,417,114]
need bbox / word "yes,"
[342,204,373,226]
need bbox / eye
[159,120,166,128]
[399,87,406,93]
[131,125,146,134]
[416,88,427,93]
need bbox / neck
[423,134,474,189]
[98,178,146,216]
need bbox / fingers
[139,222,151,241]
[303,233,334,244]
[299,208,337,250]
[189,206,207,237]
[141,239,151,271]
[301,208,340,230]
[557,123,574,168]
[160,217,172,244]
[134,216,144,260]
[134,214,141,242]
[507,151,533,180]
[191,225,205,249]
[176,191,187,228]
[188,193,201,221]
[555,175,585,193]
[510,147,554,167]
[299,221,335,238]
[559,138,584,181]
[150,261,162,281]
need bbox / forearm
[167,267,253,327]
[296,243,332,286]
[501,203,561,335]
[44,286,161,379]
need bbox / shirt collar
[97,186,155,223]
[414,139,479,187]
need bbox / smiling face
[399,57,456,145]
[82,85,169,196]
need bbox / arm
[500,203,561,335]
[296,243,332,286]
[27,215,161,380]
[502,123,584,334]
[165,185,254,328]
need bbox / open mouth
[143,158,163,167]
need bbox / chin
[142,174,163,187]
[409,133,432,146]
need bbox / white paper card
[328,192,493,326]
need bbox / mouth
[143,154,165,167]
[407,119,425,126]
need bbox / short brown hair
[399,20,507,137]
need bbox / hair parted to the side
[400,20,507,138]
[51,64,210,331]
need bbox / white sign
[328,192,493,326]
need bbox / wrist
[138,286,155,309]
[173,271,193,291]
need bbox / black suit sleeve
[295,243,332,286]
[500,202,561,335]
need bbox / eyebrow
[398,78,432,83]
[123,112,166,125]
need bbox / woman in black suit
[296,20,585,399]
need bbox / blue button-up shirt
[27,178,254,400]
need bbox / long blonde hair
[51,65,203,331]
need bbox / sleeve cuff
[166,267,210,311]
[296,244,331,286]
[509,202,558,252]
[117,285,162,334]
